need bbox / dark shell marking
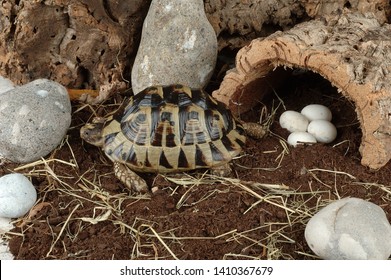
[102,85,246,173]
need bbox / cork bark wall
[205,0,389,49]
[212,12,391,169]
[0,0,150,100]
[0,0,389,100]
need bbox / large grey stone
[131,0,217,94]
[305,197,391,259]
[0,79,71,163]
[0,76,15,94]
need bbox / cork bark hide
[205,0,390,49]
[0,1,389,101]
[212,12,391,169]
[0,0,149,101]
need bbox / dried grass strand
[46,203,80,258]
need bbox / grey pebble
[131,0,217,94]
[0,79,71,163]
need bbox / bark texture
[0,1,388,100]
[212,12,391,169]
[0,0,149,101]
[205,0,390,49]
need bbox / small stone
[0,242,13,260]
[0,217,13,233]
[305,197,391,259]
[0,174,37,219]
[0,79,71,163]
[131,0,217,94]
[0,217,14,260]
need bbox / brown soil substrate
[2,70,391,260]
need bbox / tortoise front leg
[113,162,149,193]
[241,122,266,139]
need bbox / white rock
[0,217,13,233]
[131,0,218,94]
[305,197,391,259]
[0,76,15,94]
[0,242,13,260]
[0,217,14,260]
[307,120,337,143]
[301,104,332,121]
[279,110,309,132]
[287,132,317,147]
[0,79,71,163]
[0,174,37,219]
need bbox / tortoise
[80,84,263,193]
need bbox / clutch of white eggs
[279,104,337,147]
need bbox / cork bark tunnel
[212,13,391,169]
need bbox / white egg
[287,132,317,147]
[0,173,37,218]
[301,104,332,121]
[307,120,337,143]
[279,110,309,133]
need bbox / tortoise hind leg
[210,162,232,177]
[113,162,148,193]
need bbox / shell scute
[159,151,173,169]
[101,85,245,173]
[178,148,190,168]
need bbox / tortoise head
[80,117,107,147]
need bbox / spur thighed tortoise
[81,84,258,193]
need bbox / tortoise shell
[101,84,246,173]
